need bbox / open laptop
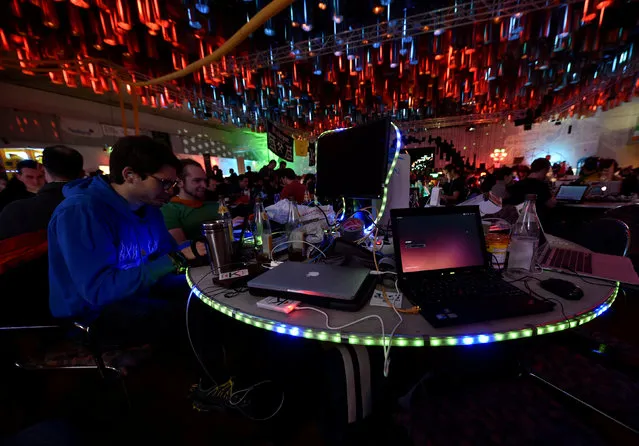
[586,181,622,198]
[537,229,639,285]
[391,206,554,328]
[247,262,376,311]
[555,185,588,203]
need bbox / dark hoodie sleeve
[52,204,175,307]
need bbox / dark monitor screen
[394,210,486,273]
[315,119,390,199]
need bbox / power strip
[256,297,300,314]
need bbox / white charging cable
[270,240,327,260]
[296,302,402,378]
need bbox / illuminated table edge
[187,269,618,348]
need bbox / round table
[187,248,618,349]
[559,201,631,210]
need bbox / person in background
[161,159,221,248]
[259,160,276,179]
[304,173,316,200]
[516,165,530,181]
[441,164,466,205]
[466,176,481,199]
[228,168,238,181]
[0,174,7,193]
[505,158,556,224]
[599,158,620,181]
[0,159,45,212]
[48,135,185,337]
[206,176,220,201]
[275,161,287,178]
[280,168,306,203]
[229,174,251,205]
[0,145,84,240]
[245,166,257,183]
[577,157,600,184]
[491,166,514,199]
[211,165,222,181]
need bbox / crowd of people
[411,156,639,226]
[0,137,318,411]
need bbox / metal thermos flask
[202,220,233,276]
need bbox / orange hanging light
[41,0,60,29]
[115,0,133,31]
[70,0,90,8]
[68,3,84,36]
[99,10,117,46]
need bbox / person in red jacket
[279,168,307,203]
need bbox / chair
[0,231,128,379]
[571,218,631,257]
[605,204,639,266]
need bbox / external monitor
[316,118,391,199]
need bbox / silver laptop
[247,262,371,300]
[537,231,639,285]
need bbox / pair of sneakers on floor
[189,376,285,420]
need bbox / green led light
[349,336,360,344]
[447,338,458,346]
[522,329,533,337]
[508,331,519,339]
[254,321,263,328]
[303,331,314,339]
[412,339,425,347]
[331,334,341,343]
[264,324,274,331]
[318,332,328,341]
[430,338,442,347]
[494,333,505,341]
[243,317,251,324]
[396,339,409,347]
[558,323,567,331]
[570,321,578,328]
[547,325,556,332]
[537,327,546,335]
[364,338,375,346]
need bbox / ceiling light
[318,2,327,10]
[373,5,384,14]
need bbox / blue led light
[276,326,286,334]
[462,337,474,345]
[289,327,300,336]
[478,335,490,344]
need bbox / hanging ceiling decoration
[0,0,638,137]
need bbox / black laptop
[391,206,554,328]
[555,185,588,203]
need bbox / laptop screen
[395,209,486,273]
[556,185,588,201]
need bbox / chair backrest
[605,204,639,264]
[0,230,51,325]
[574,218,630,257]
[0,230,48,275]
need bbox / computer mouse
[539,278,584,300]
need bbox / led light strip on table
[187,272,618,348]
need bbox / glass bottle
[286,199,305,261]
[253,198,273,263]
[506,194,541,272]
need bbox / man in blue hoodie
[48,136,186,345]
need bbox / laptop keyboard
[406,272,555,328]
[544,248,593,274]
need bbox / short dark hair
[279,161,286,167]
[281,168,297,180]
[582,157,599,172]
[530,158,551,173]
[179,159,204,179]
[268,160,276,166]
[246,166,252,171]
[495,166,513,180]
[42,145,84,180]
[16,159,39,174]
[109,136,181,184]
[238,174,248,182]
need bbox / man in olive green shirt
[162,159,221,244]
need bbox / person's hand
[195,241,207,257]
[232,216,245,227]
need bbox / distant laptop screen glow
[396,212,485,273]
[556,185,587,201]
